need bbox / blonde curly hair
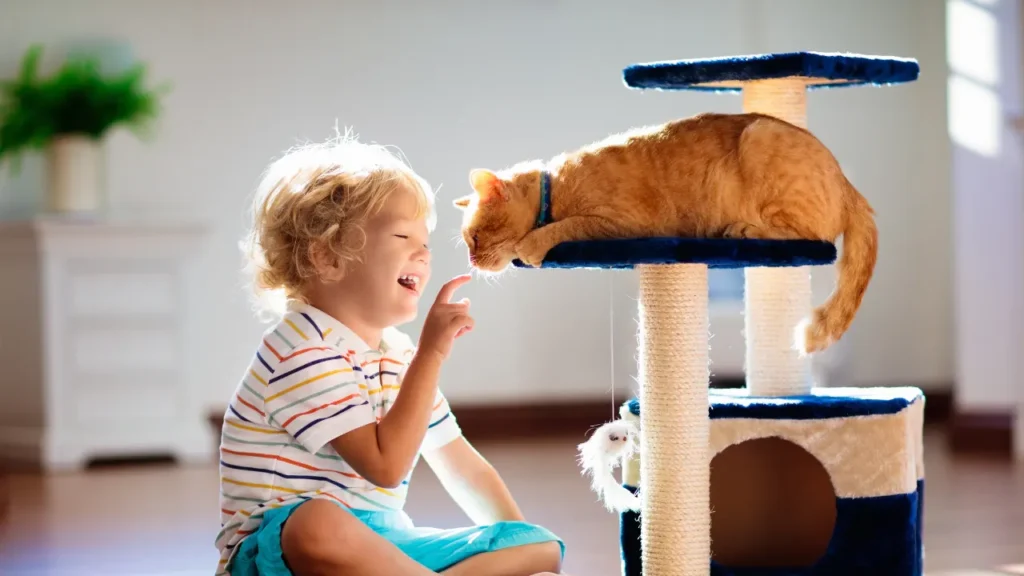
[241,133,436,316]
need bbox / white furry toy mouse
[577,419,641,513]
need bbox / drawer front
[69,270,177,318]
[71,327,179,374]
[72,379,182,425]
[64,326,186,427]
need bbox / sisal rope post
[741,79,814,397]
[637,263,710,575]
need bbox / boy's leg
[439,541,563,576]
[281,499,437,576]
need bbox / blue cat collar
[536,171,553,227]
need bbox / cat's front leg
[515,216,616,267]
[514,229,555,268]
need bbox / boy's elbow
[356,458,408,489]
[378,477,405,490]
[326,429,409,489]
[372,465,408,489]
[369,447,414,489]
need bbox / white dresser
[0,217,213,470]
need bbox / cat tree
[517,52,924,575]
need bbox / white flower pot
[46,135,103,213]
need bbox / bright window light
[947,0,1000,86]
[947,74,1002,157]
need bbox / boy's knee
[518,541,562,574]
[281,500,362,572]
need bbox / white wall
[1,0,958,414]
[946,0,1024,421]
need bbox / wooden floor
[0,427,1021,575]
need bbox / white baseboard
[0,422,214,471]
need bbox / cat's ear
[469,168,509,202]
[453,195,472,209]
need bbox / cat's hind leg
[721,221,775,240]
[759,200,833,241]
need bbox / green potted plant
[0,44,168,213]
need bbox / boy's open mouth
[397,274,420,293]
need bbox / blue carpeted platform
[511,237,836,270]
[627,386,924,421]
[622,51,920,92]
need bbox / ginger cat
[453,112,877,355]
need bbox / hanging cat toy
[577,418,641,512]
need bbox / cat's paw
[514,235,550,268]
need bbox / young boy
[215,136,567,576]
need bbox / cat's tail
[796,180,878,355]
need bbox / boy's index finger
[435,274,472,304]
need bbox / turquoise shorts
[227,499,564,575]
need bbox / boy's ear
[308,242,343,282]
[469,168,509,202]
[453,195,473,209]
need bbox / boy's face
[335,187,432,329]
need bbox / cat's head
[453,164,543,272]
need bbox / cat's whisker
[466,266,490,281]
[471,266,501,285]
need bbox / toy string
[609,273,616,420]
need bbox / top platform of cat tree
[511,237,836,270]
[622,51,920,92]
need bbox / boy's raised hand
[419,274,474,361]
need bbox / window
[947,0,1002,158]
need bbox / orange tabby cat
[453,112,877,355]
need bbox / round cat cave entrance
[709,436,837,568]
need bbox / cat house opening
[710,436,836,568]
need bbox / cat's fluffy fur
[454,112,877,354]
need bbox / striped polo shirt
[214,300,462,573]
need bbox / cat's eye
[472,233,478,248]
[395,234,408,239]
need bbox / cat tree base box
[618,387,925,576]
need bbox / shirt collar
[285,300,415,358]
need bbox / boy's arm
[422,436,526,525]
[328,349,442,488]
[330,275,474,488]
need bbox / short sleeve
[422,389,463,451]
[382,328,462,451]
[264,347,375,453]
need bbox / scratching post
[744,266,811,395]
[513,52,923,576]
[742,78,812,397]
[742,79,808,126]
[637,264,709,574]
